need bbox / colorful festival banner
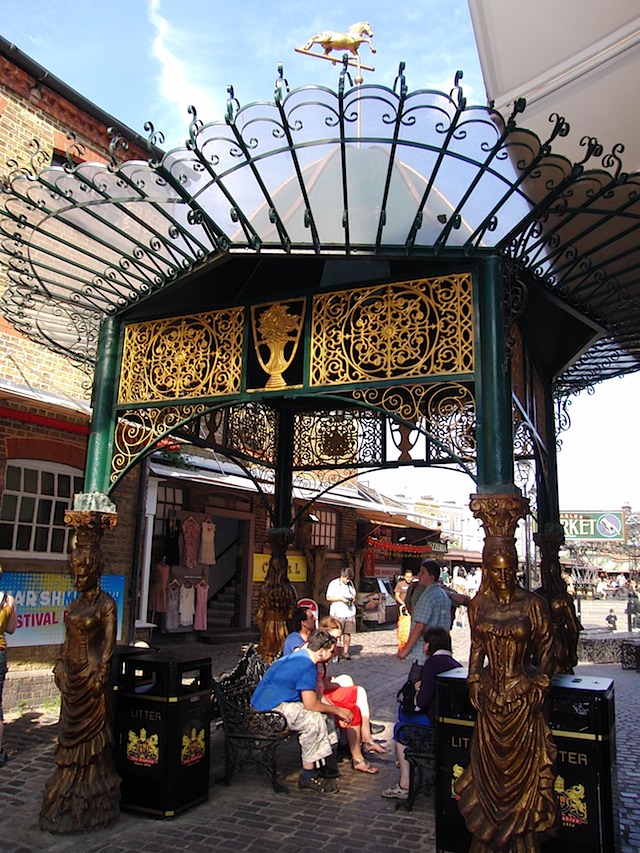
[2,571,125,646]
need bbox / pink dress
[194,583,209,631]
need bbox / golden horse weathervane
[296,21,376,84]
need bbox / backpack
[396,661,423,714]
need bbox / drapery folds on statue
[40,510,121,833]
[455,494,559,853]
[255,527,297,662]
[533,522,583,674]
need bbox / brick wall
[0,50,151,403]
[3,668,57,715]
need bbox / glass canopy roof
[1,69,639,392]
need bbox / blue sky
[2,0,639,511]
[1,0,484,149]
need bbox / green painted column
[475,256,515,492]
[537,381,561,525]
[84,315,120,496]
[273,405,294,528]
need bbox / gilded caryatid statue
[256,527,297,662]
[455,494,559,852]
[534,522,583,674]
[40,510,120,833]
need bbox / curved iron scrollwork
[513,415,536,460]
[422,382,477,465]
[219,402,278,464]
[111,404,206,481]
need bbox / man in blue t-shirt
[283,606,316,656]
[251,629,352,793]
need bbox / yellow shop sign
[253,553,307,582]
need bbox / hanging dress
[179,583,196,626]
[198,519,217,565]
[193,583,209,631]
[149,560,169,613]
[165,516,181,566]
[164,585,181,632]
[181,517,200,570]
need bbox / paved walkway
[1,625,637,852]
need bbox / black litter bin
[545,674,619,853]
[435,667,475,853]
[114,654,212,818]
[435,670,619,853]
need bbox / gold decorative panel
[310,274,474,387]
[117,308,244,404]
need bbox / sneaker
[299,774,339,793]
[370,722,385,735]
[381,783,409,800]
[0,749,7,767]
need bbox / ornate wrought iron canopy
[1,66,639,392]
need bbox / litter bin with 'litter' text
[114,654,212,818]
[435,669,619,853]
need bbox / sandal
[381,783,408,800]
[352,758,379,774]
[363,741,390,755]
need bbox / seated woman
[381,626,461,800]
[316,616,389,773]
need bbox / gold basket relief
[251,299,306,390]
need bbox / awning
[1,76,639,391]
[357,507,439,533]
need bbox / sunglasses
[315,630,337,650]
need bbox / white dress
[198,519,216,565]
[179,584,195,626]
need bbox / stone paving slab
[0,624,636,852]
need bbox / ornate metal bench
[395,723,436,811]
[211,645,292,793]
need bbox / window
[310,509,338,550]
[0,461,84,557]
[153,483,185,538]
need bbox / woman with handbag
[381,626,461,800]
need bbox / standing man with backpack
[0,564,18,766]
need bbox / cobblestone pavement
[1,625,637,852]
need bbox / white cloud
[146,0,225,145]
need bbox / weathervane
[295,21,376,85]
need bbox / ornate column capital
[470,492,528,540]
[64,510,118,547]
